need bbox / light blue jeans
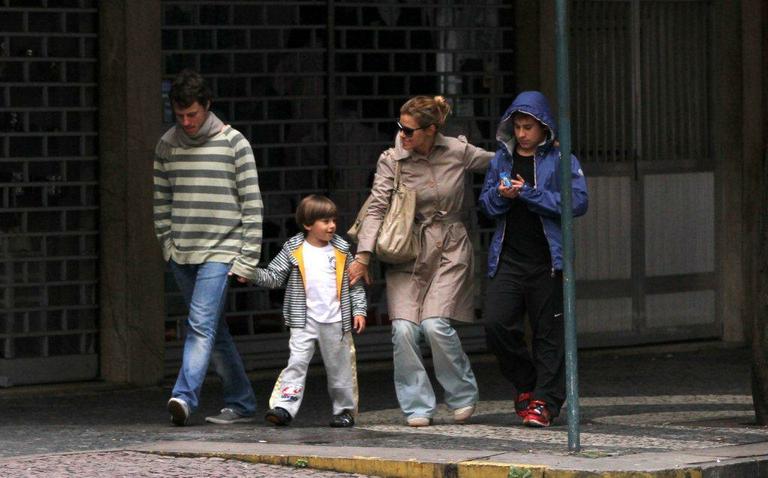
[391,318,479,419]
[169,260,256,416]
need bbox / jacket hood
[497,91,557,153]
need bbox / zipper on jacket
[533,149,556,272]
[494,153,513,274]
[495,217,506,274]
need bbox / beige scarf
[169,111,225,148]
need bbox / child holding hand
[249,195,366,427]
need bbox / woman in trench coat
[349,96,493,426]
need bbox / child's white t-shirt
[302,242,342,324]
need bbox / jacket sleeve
[230,134,264,279]
[248,245,292,289]
[153,140,173,261]
[347,251,368,317]
[519,153,589,219]
[462,140,495,172]
[478,150,512,218]
[355,149,396,254]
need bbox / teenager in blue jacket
[478,91,588,427]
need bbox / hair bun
[400,95,451,129]
[434,96,451,124]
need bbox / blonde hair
[400,95,452,130]
[295,194,338,228]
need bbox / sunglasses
[396,121,431,138]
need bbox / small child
[249,194,367,427]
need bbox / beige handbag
[347,194,373,243]
[347,159,419,264]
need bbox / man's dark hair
[169,69,213,109]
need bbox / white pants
[269,318,358,418]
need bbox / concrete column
[514,0,541,91]
[538,0,557,108]
[740,0,766,343]
[712,0,746,343]
[511,1,554,104]
[98,1,165,384]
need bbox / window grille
[161,0,515,366]
[0,0,99,385]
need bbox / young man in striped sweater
[248,195,366,428]
[153,69,262,426]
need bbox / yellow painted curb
[147,450,706,478]
[536,472,703,478]
[150,450,451,477]
[459,460,546,478]
[458,460,705,478]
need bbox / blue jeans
[169,260,256,416]
[391,318,479,419]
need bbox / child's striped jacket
[249,233,367,333]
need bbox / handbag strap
[393,159,402,191]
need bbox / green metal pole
[554,0,580,452]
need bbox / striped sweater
[153,125,263,278]
[249,233,367,333]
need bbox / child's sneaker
[515,391,533,418]
[265,407,292,426]
[329,410,355,428]
[522,400,551,427]
[167,397,190,426]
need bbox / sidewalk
[1,343,767,477]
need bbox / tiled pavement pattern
[3,393,761,460]
[352,395,768,454]
[0,346,764,475]
[0,451,373,478]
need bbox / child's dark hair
[295,194,338,228]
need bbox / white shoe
[406,416,431,427]
[167,397,190,426]
[453,404,475,424]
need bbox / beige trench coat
[357,133,493,324]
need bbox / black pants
[483,252,565,416]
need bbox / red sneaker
[522,400,551,427]
[514,391,533,418]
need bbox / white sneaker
[167,397,190,426]
[406,416,431,427]
[453,404,475,424]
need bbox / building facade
[0,0,765,387]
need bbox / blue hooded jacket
[478,91,589,276]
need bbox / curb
[134,450,705,477]
[150,451,451,477]
[138,449,456,477]
[129,441,768,478]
